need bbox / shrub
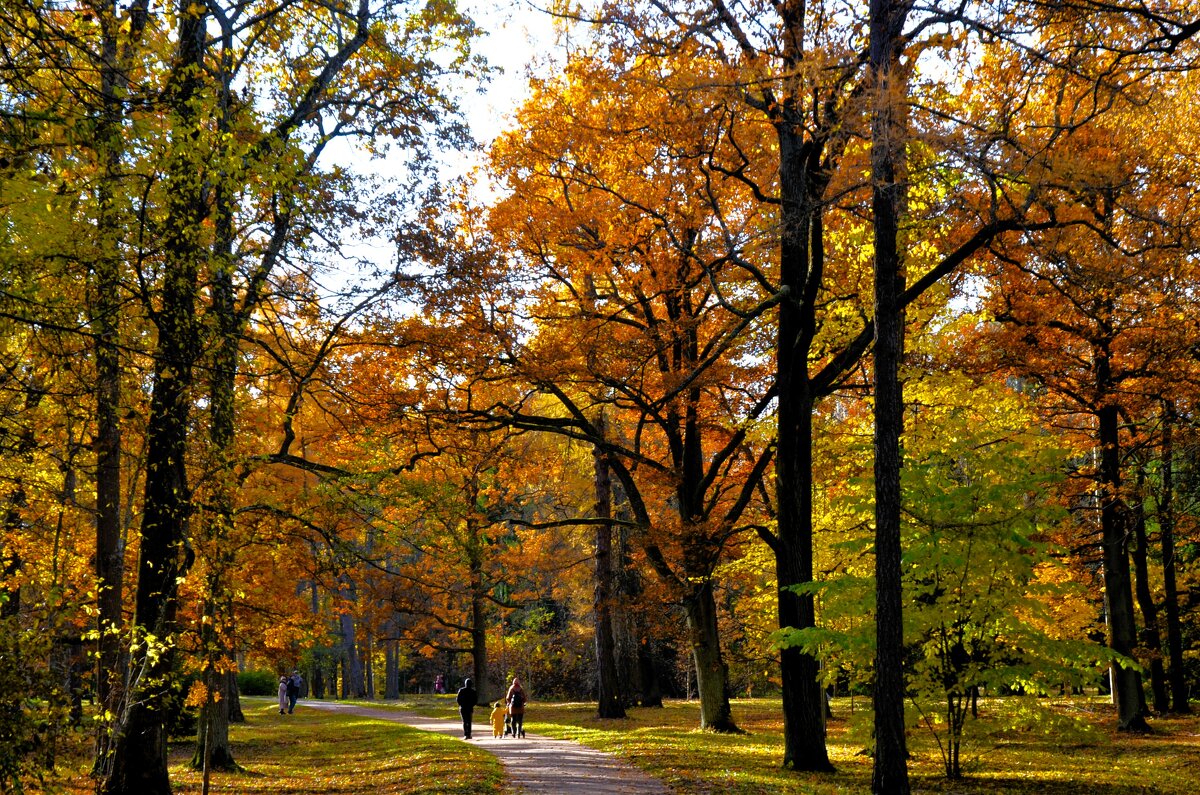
[237,669,278,697]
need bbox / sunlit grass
[40,694,1199,794]
[48,697,503,795]
[361,693,1200,794]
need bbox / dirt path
[304,701,673,795]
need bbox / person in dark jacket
[456,678,478,739]
[286,670,303,714]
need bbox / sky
[459,0,563,149]
[318,0,563,297]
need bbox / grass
[369,693,1200,794]
[45,698,504,795]
[36,694,1200,794]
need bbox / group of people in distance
[455,676,526,740]
[277,670,303,714]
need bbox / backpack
[509,689,525,709]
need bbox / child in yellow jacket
[489,701,507,738]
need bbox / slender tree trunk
[366,628,376,699]
[1159,402,1189,713]
[593,413,625,718]
[869,0,913,790]
[1129,470,1168,713]
[99,6,205,792]
[385,638,400,699]
[469,555,490,703]
[1096,401,1149,732]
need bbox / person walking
[456,677,478,739]
[286,670,303,714]
[277,676,288,715]
[489,701,507,738]
[505,677,527,738]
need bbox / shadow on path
[303,701,672,795]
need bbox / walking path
[304,701,672,795]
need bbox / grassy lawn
[374,693,1200,794]
[46,697,503,795]
[35,694,1200,793]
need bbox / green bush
[237,669,278,697]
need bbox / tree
[573,0,1200,773]
[450,49,782,731]
[974,83,1200,727]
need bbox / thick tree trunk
[339,611,365,698]
[593,414,625,719]
[1096,402,1149,732]
[1129,474,1168,713]
[771,1,837,764]
[869,0,913,791]
[683,581,737,732]
[775,380,832,769]
[227,670,244,723]
[99,6,205,792]
[1159,403,1189,713]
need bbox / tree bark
[1096,400,1149,732]
[90,0,151,730]
[339,610,366,698]
[99,5,205,792]
[869,0,913,791]
[683,581,737,732]
[593,413,625,719]
[1159,402,1189,713]
[1129,470,1168,713]
[469,553,490,703]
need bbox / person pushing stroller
[505,677,527,738]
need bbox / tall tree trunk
[366,628,376,699]
[99,5,205,792]
[869,0,913,791]
[193,177,239,773]
[771,0,839,766]
[593,413,625,719]
[385,638,400,699]
[683,581,737,732]
[1129,469,1168,713]
[339,611,365,698]
[469,556,490,703]
[1159,402,1189,713]
[775,385,832,769]
[91,0,151,734]
[1096,401,1149,732]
